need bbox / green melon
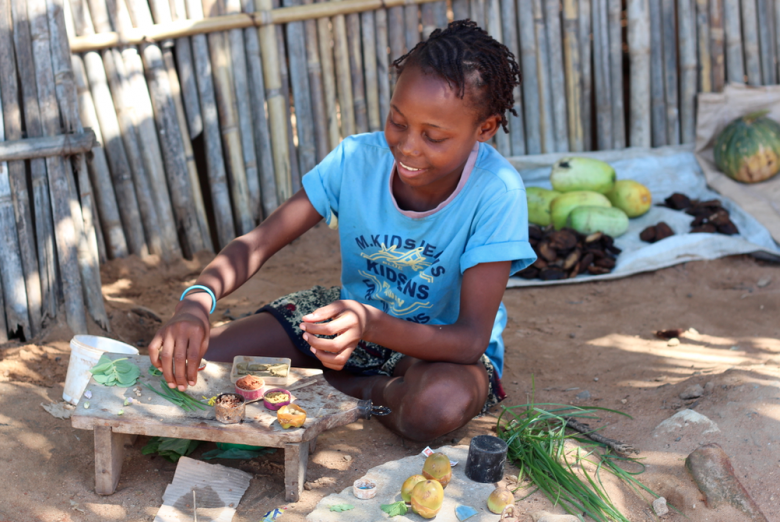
[714,111,780,183]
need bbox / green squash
[714,111,780,183]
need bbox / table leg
[94,426,132,495]
[284,440,310,502]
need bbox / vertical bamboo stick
[518,0,541,154]
[776,0,780,83]
[678,0,696,144]
[48,0,109,329]
[333,10,356,136]
[346,12,369,134]
[0,0,41,337]
[242,0,278,217]
[388,6,406,87]
[0,81,32,339]
[375,7,391,126]
[302,0,329,159]
[487,0,510,155]
[607,0,624,149]
[578,0,592,150]
[756,0,775,84]
[224,0,262,222]
[533,0,556,152]
[451,0,467,21]
[420,3,434,39]
[723,0,744,84]
[592,0,612,150]
[433,1,447,27]
[661,0,679,145]
[274,8,302,191]
[257,0,293,202]
[545,0,569,152]
[470,0,485,28]
[315,1,341,149]
[501,0,526,155]
[362,9,381,132]
[695,0,712,92]
[740,0,762,86]
[167,0,204,138]
[710,0,725,91]
[283,0,318,174]
[645,8,673,157]
[627,0,650,148]
[27,0,87,333]
[562,0,583,152]
[404,4,419,50]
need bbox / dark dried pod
[717,221,739,235]
[595,257,616,269]
[587,265,611,275]
[548,229,578,251]
[690,215,707,226]
[562,249,581,270]
[538,242,557,262]
[664,193,692,210]
[639,226,657,243]
[532,257,548,269]
[517,267,540,279]
[577,252,594,273]
[584,232,603,243]
[691,223,718,233]
[529,238,539,247]
[698,199,722,208]
[600,234,615,248]
[708,210,732,226]
[587,247,606,259]
[654,222,674,241]
[528,226,544,241]
[539,267,567,280]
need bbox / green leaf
[380,501,408,517]
[329,504,354,512]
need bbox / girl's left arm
[301,261,511,370]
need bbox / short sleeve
[459,187,537,275]
[302,138,348,227]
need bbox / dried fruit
[410,480,444,519]
[422,452,452,488]
[664,192,692,210]
[487,487,515,514]
[401,474,427,502]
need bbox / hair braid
[392,20,521,133]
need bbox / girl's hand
[148,302,210,391]
[299,300,372,370]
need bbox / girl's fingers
[185,333,202,386]
[173,333,190,391]
[302,301,345,323]
[148,333,163,368]
[159,333,177,388]
[300,313,354,338]
[311,346,353,371]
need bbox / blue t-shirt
[302,132,536,377]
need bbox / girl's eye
[390,119,406,129]
[425,134,446,143]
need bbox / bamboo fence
[1,0,779,340]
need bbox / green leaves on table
[329,504,354,512]
[380,501,408,517]
[142,437,201,462]
[143,379,209,412]
[89,355,140,387]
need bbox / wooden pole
[487,0,510,156]
[710,0,725,91]
[470,0,485,28]
[578,0,592,151]
[167,0,204,138]
[274,8,302,192]
[649,0,667,146]
[0,254,7,341]
[257,0,293,203]
[741,0,762,86]
[333,9,356,136]
[592,0,612,150]
[242,0,278,217]
[661,0,679,145]
[375,7,390,128]
[776,0,780,83]
[545,0,569,152]
[562,0,581,152]
[533,0,555,153]
[420,2,434,39]
[28,0,88,334]
[0,131,95,161]
[678,0,696,144]
[756,0,776,84]
[1,0,41,337]
[627,0,650,148]
[607,0,624,149]
[452,0,468,20]
[315,0,341,149]
[722,0,744,84]
[362,9,382,132]
[226,0,262,223]
[302,0,329,159]
[695,0,711,93]
[517,0,541,154]
[186,0,237,247]
[404,4,419,51]
[501,0,526,155]
[283,0,318,173]
[347,12,369,133]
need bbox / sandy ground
[0,222,778,522]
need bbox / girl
[150,20,536,442]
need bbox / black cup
[464,435,508,483]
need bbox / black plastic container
[464,435,508,483]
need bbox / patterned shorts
[258,285,506,414]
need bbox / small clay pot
[214,393,246,424]
[352,478,377,500]
[263,388,292,411]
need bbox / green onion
[143,379,209,412]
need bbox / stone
[653,409,720,437]
[575,390,591,400]
[530,511,580,522]
[651,497,668,516]
[679,384,703,400]
[685,443,768,521]
[667,337,680,346]
[703,381,715,395]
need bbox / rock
[575,390,591,400]
[703,381,715,395]
[679,384,703,400]
[652,497,668,516]
[653,409,720,437]
[531,511,580,522]
[667,337,680,346]
[685,443,768,521]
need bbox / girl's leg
[207,312,322,369]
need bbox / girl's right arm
[149,189,323,390]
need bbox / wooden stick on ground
[533,0,555,153]
[302,0,330,159]
[501,0,526,155]
[517,0,541,154]
[578,0,592,151]
[695,0,712,93]
[661,0,679,145]
[722,0,744,84]
[710,0,725,92]
[607,0,624,149]
[740,0,762,86]
[678,0,697,145]
[565,418,638,455]
[592,0,612,150]
[627,0,650,148]
[756,0,776,85]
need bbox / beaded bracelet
[179,285,217,314]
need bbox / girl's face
[385,64,501,211]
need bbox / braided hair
[392,20,521,133]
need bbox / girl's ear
[475,114,502,142]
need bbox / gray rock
[703,381,715,395]
[575,390,591,400]
[685,443,768,521]
[652,497,668,516]
[653,409,720,437]
[679,384,703,400]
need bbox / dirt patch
[0,223,778,522]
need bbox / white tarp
[507,148,780,288]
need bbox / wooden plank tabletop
[71,355,362,446]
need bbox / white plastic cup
[62,335,139,404]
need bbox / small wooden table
[71,355,365,501]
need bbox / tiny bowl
[263,388,292,411]
[277,403,307,429]
[214,393,245,424]
[352,478,377,500]
[235,376,265,401]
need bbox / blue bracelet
[180,285,217,314]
